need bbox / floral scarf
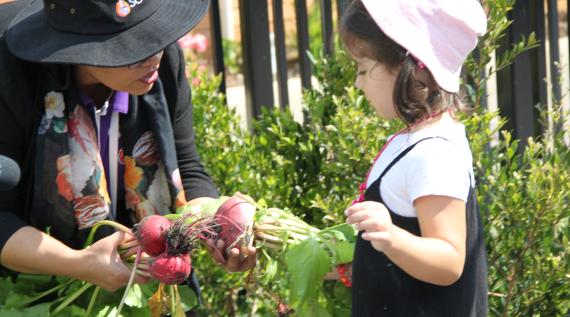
[31,79,187,247]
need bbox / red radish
[149,253,191,285]
[133,215,172,256]
[214,196,256,256]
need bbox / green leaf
[0,303,50,317]
[260,258,279,284]
[55,305,86,317]
[122,306,151,317]
[177,285,198,311]
[176,196,228,218]
[284,237,332,306]
[320,223,357,242]
[297,299,332,317]
[0,279,11,303]
[124,284,145,308]
[94,306,116,317]
[5,292,36,308]
[325,240,354,265]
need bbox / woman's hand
[77,232,149,292]
[206,238,257,272]
[345,201,395,253]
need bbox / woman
[0,0,255,293]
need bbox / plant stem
[84,220,133,248]
[86,286,100,317]
[169,285,176,317]
[257,240,285,251]
[255,232,284,244]
[116,247,142,317]
[118,239,139,250]
[51,282,93,316]
[264,208,313,228]
[165,213,183,221]
[254,224,310,236]
[16,279,74,308]
[261,216,315,232]
[97,220,132,234]
[287,231,311,241]
[120,246,140,258]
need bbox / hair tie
[405,51,426,70]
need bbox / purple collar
[80,91,129,114]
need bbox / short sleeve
[404,139,471,204]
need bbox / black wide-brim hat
[6,0,209,67]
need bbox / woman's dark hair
[340,0,465,125]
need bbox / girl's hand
[77,232,149,291]
[345,201,394,253]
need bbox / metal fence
[207,0,569,142]
[209,0,348,118]
[496,0,569,145]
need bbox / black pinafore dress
[351,137,488,317]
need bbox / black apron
[351,137,488,317]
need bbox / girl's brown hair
[340,0,465,125]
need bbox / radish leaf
[297,300,332,317]
[284,237,331,306]
[0,303,50,317]
[124,284,145,308]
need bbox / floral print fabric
[32,79,187,236]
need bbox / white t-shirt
[366,115,474,218]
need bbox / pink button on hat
[361,0,487,93]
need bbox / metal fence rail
[209,0,342,118]
[208,0,569,141]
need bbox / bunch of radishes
[111,193,355,316]
[118,214,217,285]
[117,194,257,286]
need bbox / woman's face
[353,56,399,120]
[75,51,164,96]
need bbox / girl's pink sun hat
[361,0,487,93]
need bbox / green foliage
[464,0,539,106]
[0,270,197,316]
[285,237,331,307]
[221,38,243,75]
[190,49,396,316]
[464,109,570,316]
[189,1,569,315]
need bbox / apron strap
[377,136,449,182]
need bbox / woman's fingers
[225,246,256,272]
[205,238,257,272]
[206,239,226,265]
[224,248,241,271]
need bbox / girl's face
[353,56,399,120]
[74,51,164,96]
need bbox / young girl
[341,0,488,316]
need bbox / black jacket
[0,1,218,253]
